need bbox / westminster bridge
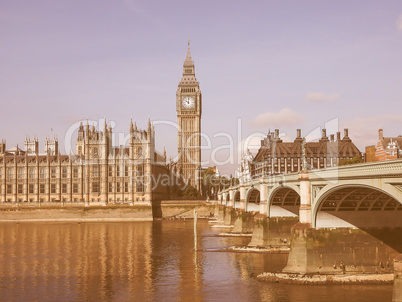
[217,158,402,229]
[215,159,402,297]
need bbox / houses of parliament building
[0,43,204,204]
[0,119,173,204]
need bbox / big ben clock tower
[177,41,202,192]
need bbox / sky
[1,0,402,175]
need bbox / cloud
[306,92,340,102]
[250,108,305,128]
[341,114,402,150]
[397,15,402,31]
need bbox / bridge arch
[245,188,260,212]
[313,183,402,229]
[225,192,230,207]
[268,186,300,217]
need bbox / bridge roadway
[214,159,402,295]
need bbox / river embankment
[0,200,214,222]
[257,272,394,284]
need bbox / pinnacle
[183,40,194,67]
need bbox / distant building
[364,145,376,162]
[200,166,220,178]
[365,129,402,162]
[247,128,361,178]
[0,120,180,204]
[237,149,254,184]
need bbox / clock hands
[183,96,195,108]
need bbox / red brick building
[366,129,402,162]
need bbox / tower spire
[184,38,194,67]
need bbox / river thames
[0,220,393,301]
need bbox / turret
[78,121,84,141]
[85,121,90,141]
[147,118,152,138]
[25,136,39,155]
[130,119,134,134]
[0,139,5,154]
[103,119,107,134]
[44,136,58,155]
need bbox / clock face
[182,96,195,109]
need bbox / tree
[182,185,198,199]
[201,167,216,198]
[339,155,364,166]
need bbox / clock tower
[177,41,202,192]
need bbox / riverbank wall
[0,201,214,222]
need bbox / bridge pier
[223,207,236,226]
[283,226,400,274]
[394,254,402,302]
[228,190,234,208]
[259,182,267,215]
[214,205,225,221]
[239,185,246,210]
[248,215,298,248]
[232,210,255,234]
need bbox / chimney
[344,128,349,138]
[319,128,329,142]
[294,129,303,142]
[379,129,384,140]
[275,129,279,139]
[330,134,335,142]
[336,132,341,141]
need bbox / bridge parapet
[220,158,402,223]
[308,158,402,182]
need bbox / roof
[183,41,194,67]
[380,137,402,148]
[254,138,361,162]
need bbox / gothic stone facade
[176,42,202,191]
[0,120,173,204]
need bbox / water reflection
[0,221,394,302]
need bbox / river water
[0,221,393,301]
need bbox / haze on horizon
[1,0,402,174]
